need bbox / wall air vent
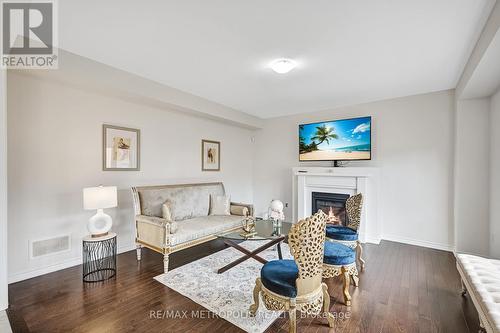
[30,235,71,258]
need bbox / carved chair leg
[351,266,359,287]
[249,278,262,316]
[321,283,335,328]
[163,254,169,273]
[136,244,142,261]
[461,279,467,296]
[357,241,366,271]
[342,266,352,306]
[289,300,297,333]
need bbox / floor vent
[31,235,71,258]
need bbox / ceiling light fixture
[269,58,297,74]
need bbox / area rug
[154,241,293,333]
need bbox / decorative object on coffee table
[240,216,256,237]
[103,124,140,171]
[82,232,117,283]
[83,185,117,237]
[217,219,292,274]
[201,139,220,171]
[268,199,285,224]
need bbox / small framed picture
[103,124,140,171]
[202,139,220,171]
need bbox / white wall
[491,89,500,258]
[454,98,491,256]
[0,70,8,309]
[254,90,456,251]
[7,72,255,282]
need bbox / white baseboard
[8,244,136,284]
[0,309,12,333]
[0,302,7,312]
[452,249,489,258]
[382,234,455,252]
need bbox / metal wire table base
[83,234,117,283]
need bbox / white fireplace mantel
[292,167,381,244]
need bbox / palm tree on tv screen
[311,125,338,146]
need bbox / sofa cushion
[160,202,178,233]
[209,195,231,216]
[324,241,356,266]
[162,200,173,221]
[326,225,358,241]
[261,260,298,298]
[457,254,500,332]
[168,215,243,246]
[230,205,249,216]
[138,183,225,220]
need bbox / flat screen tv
[299,116,371,162]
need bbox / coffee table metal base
[217,237,284,274]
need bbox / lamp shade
[83,186,117,210]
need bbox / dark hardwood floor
[7,240,480,333]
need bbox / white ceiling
[59,0,495,118]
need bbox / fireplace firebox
[311,192,350,226]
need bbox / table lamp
[83,185,117,237]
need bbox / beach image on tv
[299,117,371,161]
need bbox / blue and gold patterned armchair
[249,211,334,333]
[326,193,365,270]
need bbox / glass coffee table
[216,219,292,274]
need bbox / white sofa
[456,253,500,332]
[132,182,253,273]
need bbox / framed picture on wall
[103,124,140,171]
[201,139,220,171]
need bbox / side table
[82,232,117,282]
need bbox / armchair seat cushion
[324,242,356,266]
[326,225,358,241]
[261,260,298,298]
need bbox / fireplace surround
[293,166,380,244]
